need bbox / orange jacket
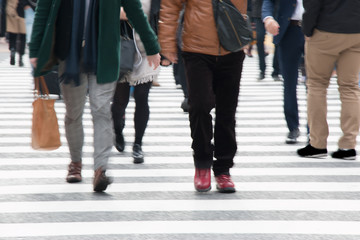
[159,0,247,56]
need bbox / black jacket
[303,0,360,37]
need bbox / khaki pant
[306,29,360,149]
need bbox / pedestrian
[158,0,247,193]
[6,0,29,66]
[297,0,360,160]
[112,0,161,164]
[252,0,280,81]
[29,0,161,192]
[262,0,304,144]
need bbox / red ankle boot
[215,174,236,193]
[194,168,211,192]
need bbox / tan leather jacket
[159,0,247,56]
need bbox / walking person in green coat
[29,0,161,192]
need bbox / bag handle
[34,76,50,97]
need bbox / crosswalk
[0,54,360,240]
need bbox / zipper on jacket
[222,4,242,47]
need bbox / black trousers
[8,33,26,55]
[182,51,245,176]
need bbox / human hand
[161,58,172,66]
[161,52,178,64]
[264,17,280,36]
[30,58,38,68]
[147,53,161,70]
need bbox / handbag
[119,21,141,80]
[212,0,253,52]
[31,76,61,150]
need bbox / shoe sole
[66,177,82,183]
[133,157,144,164]
[93,179,112,192]
[216,185,236,193]
[332,156,356,161]
[300,153,328,159]
[195,186,211,192]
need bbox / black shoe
[132,143,144,164]
[257,72,265,81]
[286,128,300,144]
[272,75,281,81]
[331,149,356,160]
[181,98,189,112]
[115,133,125,152]
[297,144,328,158]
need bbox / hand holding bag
[31,76,61,150]
[212,0,253,52]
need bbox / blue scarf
[62,0,98,86]
[82,0,98,74]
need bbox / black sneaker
[331,149,356,160]
[257,72,265,81]
[297,144,328,158]
[286,128,300,144]
[132,143,144,164]
[115,133,125,152]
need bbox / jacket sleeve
[302,0,322,37]
[158,0,184,54]
[28,0,52,58]
[122,0,160,56]
[261,0,274,21]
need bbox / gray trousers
[60,72,117,171]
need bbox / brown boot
[66,162,82,183]
[93,167,113,192]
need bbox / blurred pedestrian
[252,0,280,81]
[29,0,160,192]
[6,0,29,66]
[297,0,360,160]
[159,0,247,193]
[112,0,161,164]
[262,0,304,144]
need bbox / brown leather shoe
[66,162,82,183]
[93,168,113,192]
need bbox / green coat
[29,0,160,84]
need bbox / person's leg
[131,82,152,164]
[111,82,130,152]
[112,82,130,136]
[272,46,281,78]
[88,75,117,171]
[213,51,245,176]
[8,33,16,65]
[18,34,26,67]
[336,35,360,150]
[278,25,304,140]
[182,52,216,170]
[133,82,152,146]
[182,52,215,192]
[305,30,337,149]
[60,75,88,164]
[255,18,266,79]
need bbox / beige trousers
[306,29,360,149]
